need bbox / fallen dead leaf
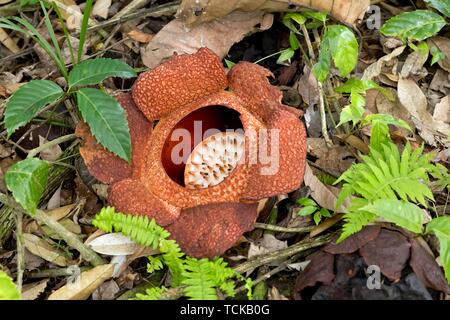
[294,65,319,106]
[400,46,428,79]
[323,226,381,254]
[307,138,354,176]
[267,286,289,300]
[433,95,450,124]
[41,218,81,240]
[398,77,450,146]
[303,163,348,212]
[362,46,406,81]
[295,251,335,299]
[359,229,410,281]
[127,29,154,43]
[248,234,287,260]
[21,279,49,300]
[39,136,63,162]
[142,11,272,69]
[23,233,71,267]
[92,279,120,300]
[177,0,369,27]
[409,239,450,294]
[92,0,111,19]
[0,28,20,53]
[48,264,114,300]
[87,233,140,256]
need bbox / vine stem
[317,81,333,146]
[0,193,105,266]
[26,133,76,159]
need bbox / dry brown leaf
[362,46,406,81]
[127,30,154,43]
[41,218,81,240]
[25,204,76,234]
[0,28,20,53]
[307,138,353,176]
[38,136,63,162]
[400,47,428,78]
[23,233,71,267]
[177,0,369,27]
[53,0,82,30]
[142,11,272,69]
[21,279,49,300]
[248,234,287,260]
[428,36,450,73]
[268,286,289,300]
[295,65,319,106]
[92,280,120,300]
[397,77,450,146]
[303,163,348,212]
[48,264,114,300]
[434,95,450,124]
[92,0,111,19]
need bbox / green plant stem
[254,223,314,233]
[254,49,287,64]
[234,233,333,274]
[318,81,333,146]
[15,211,24,294]
[26,133,76,159]
[0,193,105,266]
[300,24,315,60]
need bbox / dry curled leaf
[177,0,369,26]
[48,264,114,300]
[362,46,406,81]
[142,11,272,68]
[127,30,154,43]
[0,28,20,53]
[21,279,49,300]
[92,0,111,19]
[23,233,71,267]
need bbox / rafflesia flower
[76,48,307,258]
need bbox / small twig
[26,133,76,159]
[317,81,333,146]
[15,211,24,294]
[234,233,333,274]
[254,223,314,233]
[28,266,91,278]
[0,193,105,266]
[300,24,315,60]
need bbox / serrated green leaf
[338,103,364,127]
[427,216,450,236]
[430,46,445,65]
[426,217,450,283]
[380,10,446,42]
[0,271,20,300]
[425,0,450,18]
[325,25,358,77]
[370,120,391,153]
[5,158,50,216]
[76,88,131,162]
[361,199,424,234]
[68,58,136,89]
[289,32,300,50]
[4,80,63,137]
[363,114,411,131]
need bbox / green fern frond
[337,142,435,207]
[337,210,377,243]
[147,256,164,273]
[92,207,170,249]
[134,286,168,300]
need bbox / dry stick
[318,81,333,146]
[26,133,76,159]
[254,222,314,233]
[15,211,24,293]
[28,266,91,278]
[234,233,333,275]
[0,193,105,266]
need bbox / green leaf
[312,38,331,82]
[425,0,450,18]
[5,158,50,216]
[363,114,411,131]
[68,58,136,89]
[224,59,235,69]
[277,48,295,64]
[289,32,300,50]
[325,25,358,77]
[370,120,391,153]
[338,210,377,243]
[335,78,394,100]
[303,11,327,22]
[4,80,63,137]
[0,271,20,300]
[298,206,317,216]
[338,103,364,127]
[285,12,307,25]
[361,199,424,234]
[320,208,331,218]
[313,212,321,225]
[296,197,317,207]
[76,88,131,162]
[380,10,446,42]
[430,46,445,65]
[426,217,450,283]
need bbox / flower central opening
[162,105,243,187]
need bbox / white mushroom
[184,131,245,189]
